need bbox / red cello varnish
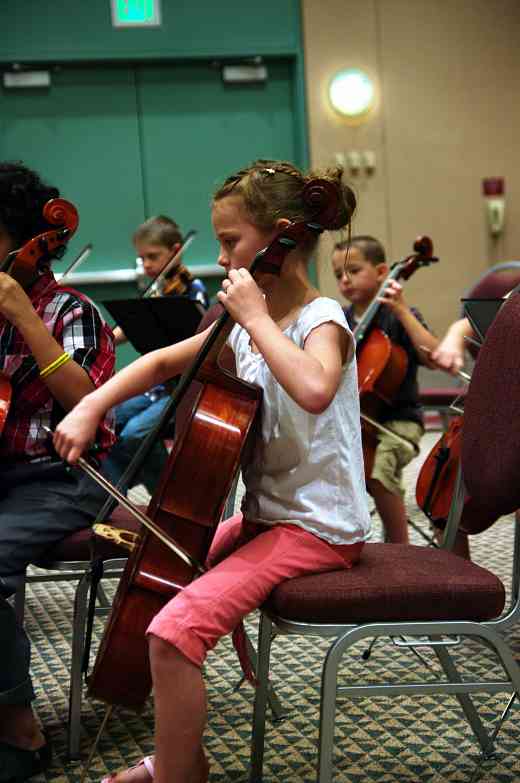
[84,179,345,711]
[0,198,79,434]
[353,236,438,478]
[415,414,498,534]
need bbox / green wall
[0,1,302,62]
[1,1,310,367]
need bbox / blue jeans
[0,462,109,705]
[101,393,171,494]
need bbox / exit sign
[111,0,161,27]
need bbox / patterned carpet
[23,430,520,783]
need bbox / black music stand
[462,298,505,342]
[103,296,204,353]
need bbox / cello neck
[195,309,234,380]
[353,264,402,345]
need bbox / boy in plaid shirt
[0,162,115,780]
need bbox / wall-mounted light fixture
[328,68,375,122]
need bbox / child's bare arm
[378,280,439,367]
[219,269,347,414]
[430,317,473,375]
[53,325,213,462]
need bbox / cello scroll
[1,198,79,278]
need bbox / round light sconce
[328,68,375,122]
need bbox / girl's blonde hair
[213,159,356,246]
[133,215,183,249]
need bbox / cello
[73,179,343,711]
[415,413,498,535]
[0,198,79,432]
[353,236,439,477]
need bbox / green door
[0,67,145,272]
[137,60,299,269]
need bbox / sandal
[102,756,154,783]
[0,735,52,783]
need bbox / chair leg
[243,631,286,722]
[249,613,274,783]
[434,644,494,754]
[13,572,27,625]
[67,570,91,759]
[96,583,110,608]
[318,641,342,783]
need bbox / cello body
[88,368,261,709]
[356,329,408,477]
[415,415,498,534]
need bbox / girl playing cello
[54,160,370,783]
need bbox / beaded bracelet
[40,352,71,380]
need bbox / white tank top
[228,297,371,545]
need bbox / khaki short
[370,419,424,497]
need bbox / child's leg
[146,523,357,779]
[367,477,409,543]
[150,639,209,783]
[107,523,358,783]
[367,420,423,544]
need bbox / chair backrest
[462,292,520,524]
[465,261,520,301]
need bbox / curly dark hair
[0,162,60,248]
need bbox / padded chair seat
[36,505,143,564]
[419,387,466,407]
[264,543,504,624]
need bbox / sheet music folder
[103,296,204,354]
[462,298,504,342]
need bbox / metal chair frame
[14,556,127,759]
[249,468,520,783]
[13,476,246,760]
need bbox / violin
[82,179,343,711]
[142,230,197,299]
[354,236,438,478]
[162,264,194,297]
[415,414,498,534]
[0,199,79,433]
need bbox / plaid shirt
[0,272,115,461]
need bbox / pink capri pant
[147,513,363,668]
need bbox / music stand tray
[462,298,504,342]
[103,296,204,354]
